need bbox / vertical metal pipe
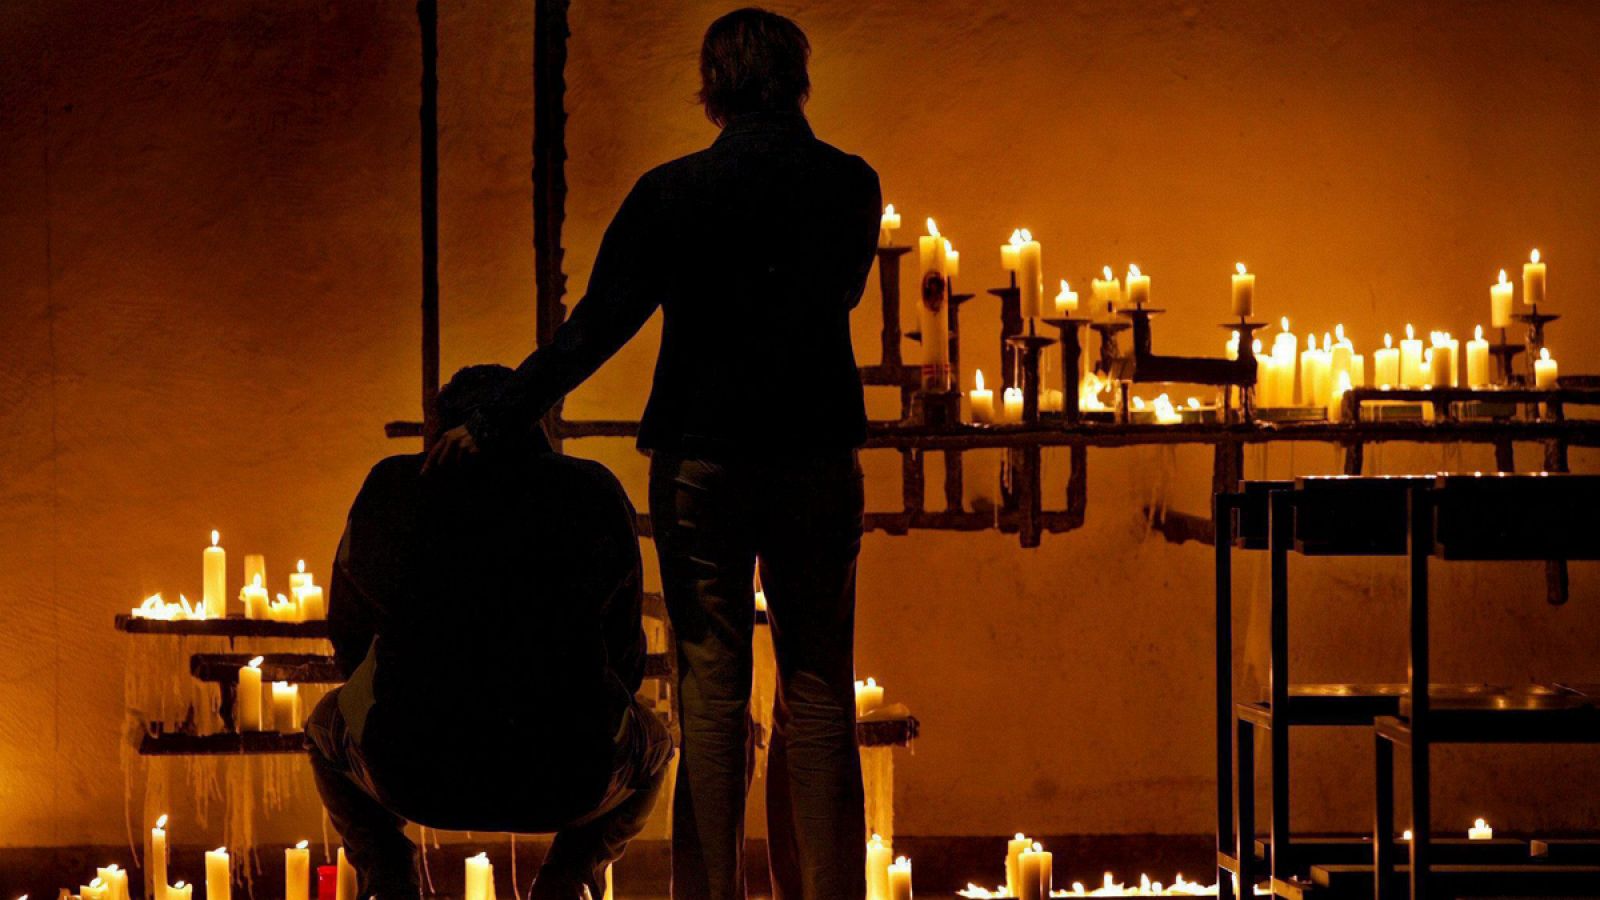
[1407,487,1432,900]
[1214,493,1237,900]
[418,0,440,448]
[534,0,571,447]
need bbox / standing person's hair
[697,8,810,128]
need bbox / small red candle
[317,865,338,900]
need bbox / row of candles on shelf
[237,656,304,733]
[129,533,325,623]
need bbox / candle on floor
[1091,267,1121,317]
[294,585,326,621]
[289,560,313,593]
[240,575,269,620]
[336,848,356,900]
[1535,348,1558,388]
[238,657,265,732]
[81,878,108,900]
[1017,230,1043,317]
[169,883,193,900]
[1002,387,1024,423]
[1466,326,1490,387]
[203,531,226,619]
[243,555,266,591]
[1019,842,1053,900]
[96,865,130,900]
[271,682,302,733]
[855,677,885,718]
[1054,279,1078,315]
[269,594,302,623]
[888,856,913,900]
[150,815,170,900]
[1490,269,1513,328]
[1375,333,1400,386]
[205,847,230,900]
[1125,264,1150,308]
[867,834,894,900]
[1399,324,1424,386]
[1523,248,1546,307]
[879,204,900,247]
[465,852,494,900]
[1000,229,1022,271]
[317,866,337,900]
[1468,818,1494,840]
[1230,262,1254,317]
[286,841,310,900]
[1006,833,1032,897]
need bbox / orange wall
[3,0,1599,847]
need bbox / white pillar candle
[289,560,313,593]
[1490,269,1514,328]
[238,657,264,732]
[854,677,885,718]
[1039,388,1064,413]
[943,241,959,280]
[1226,330,1240,361]
[294,585,326,621]
[1399,324,1424,386]
[1428,333,1453,388]
[969,370,995,424]
[336,848,357,900]
[1447,334,1460,387]
[96,865,130,900]
[271,682,302,733]
[867,834,894,900]
[270,594,303,623]
[1329,332,1353,392]
[1467,326,1490,388]
[1375,334,1400,387]
[1253,341,1275,408]
[1468,818,1494,840]
[1019,843,1052,900]
[1002,388,1024,423]
[285,841,310,900]
[202,531,226,619]
[1298,335,1318,406]
[1523,248,1546,307]
[1272,319,1297,403]
[1230,263,1254,317]
[878,204,900,247]
[465,852,493,900]
[1328,371,1354,422]
[1054,279,1078,315]
[1535,348,1559,388]
[243,555,266,591]
[205,847,230,900]
[1351,353,1366,387]
[1091,267,1122,318]
[239,575,269,620]
[887,856,913,900]
[1017,230,1043,317]
[1125,264,1150,308]
[1000,229,1021,271]
[150,815,170,900]
[1006,833,1031,897]
[1315,333,1335,406]
[169,883,193,900]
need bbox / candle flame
[1103,266,1114,280]
[1280,316,1289,332]
[1403,830,1413,841]
[210,530,219,547]
[1385,333,1393,348]
[1235,262,1247,275]
[1335,323,1345,342]
[1032,842,1043,852]
[297,559,306,574]
[156,814,168,829]
[1129,264,1142,277]
[894,856,910,866]
[1187,397,1200,409]
[214,846,226,855]
[295,839,309,850]
[1531,248,1541,264]
[1475,324,1484,340]
[1019,228,1033,242]
[975,369,986,391]
[1306,334,1316,351]
[248,655,264,668]
[884,203,895,216]
[90,879,103,889]
[925,217,939,238]
[1059,278,1072,294]
[1253,338,1263,354]
[252,574,262,588]
[1540,347,1551,361]
[1475,818,1488,829]
[1406,323,1415,340]
[1498,269,1508,284]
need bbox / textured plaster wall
[3,0,1600,849]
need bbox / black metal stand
[1042,317,1091,422]
[1514,306,1560,383]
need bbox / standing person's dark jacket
[466,111,882,457]
[327,445,646,829]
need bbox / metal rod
[533,0,571,447]
[418,0,440,448]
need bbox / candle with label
[1230,263,1254,317]
[879,204,900,247]
[1535,348,1559,388]
[1125,264,1150,308]
[917,219,952,386]
[1399,325,1424,386]
[285,841,310,900]
[203,531,226,619]
[1467,326,1490,387]
[205,847,230,900]
[238,657,264,732]
[1490,269,1513,328]
[969,371,995,424]
[1375,334,1399,386]
[1523,249,1546,307]
[854,677,885,718]
[867,834,894,900]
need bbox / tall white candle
[1490,269,1514,328]
[888,856,913,900]
[336,848,357,900]
[878,204,900,247]
[285,841,310,900]
[1523,248,1546,307]
[202,531,226,619]
[916,219,951,377]
[238,657,264,732]
[1017,230,1043,317]
[1230,262,1255,317]
[1125,264,1150,308]
[867,834,894,900]
[1399,324,1424,386]
[271,682,302,733]
[1467,325,1490,388]
[1351,353,1366,387]
[1535,348,1559,388]
[1299,334,1318,406]
[205,847,230,900]
[1006,833,1031,897]
[1254,340,1276,408]
[1375,334,1400,386]
[150,815,170,900]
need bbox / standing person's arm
[843,163,883,311]
[435,175,665,461]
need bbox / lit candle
[1328,371,1353,422]
[1399,324,1424,386]
[1091,266,1122,318]
[284,840,310,900]
[238,657,265,732]
[240,575,269,620]
[1428,333,1452,388]
[969,370,995,424]
[1298,334,1318,406]
[1230,262,1254,317]
[1523,248,1546,307]
[205,847,230,900]
[243,555,266,591]
[944,240,960,280]
[203,531,226,619]
[1006,833,1032,897]
[150,815,170,900]
[1054,279,1078,315]
[1468,818,1494,840]
[867,834,894,900]
[1039,388,1064,413]
[1446,332,1460,387]
[1329,324,1353,392]
[1375,333,1400,387]
[1019,842,1052,900]
[1017,229,1043,317]
[854,677,885,718]
[1351,353,1366,387]
[1000,229,1022,271]
[1315,332,1334,406]
[1490,269,1514,328]
[294,585,326,621]
[888,856,913,900]
[1253,340,1275,408]
[879,204,901,247]
[1272,319,1296,403]
[1535,348,1558,388]
[1467,325,1490,388]
[169,883,193,900]
[1002,387,1024,423]
[465,852,494,900]
[82,878,108,900]
[96,865,130,900]
[271,682,302,733]
[1125,264,1150,308]
[289,560,313,593]
[336,848,356,900]
[1226,330,1240,361]
[269,593,303,623]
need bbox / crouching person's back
[308,365,672,900]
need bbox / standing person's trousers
[649,451,867,900]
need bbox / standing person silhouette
[426,9,880,897]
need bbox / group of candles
[866,834,915,900]
[855,676,888,718]
[128,532,325,623]
[960,872,1222,898]
[139,817,354,900]
[236,656,305,733]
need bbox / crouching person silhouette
[308,365,673,900]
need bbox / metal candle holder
[1006,327,1058,424]
[1513,305,1560,384]
[1489,326,1526,387]
[1221,317,1268,422]
[1041,316,1092,422]
[987,272,1024,392]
